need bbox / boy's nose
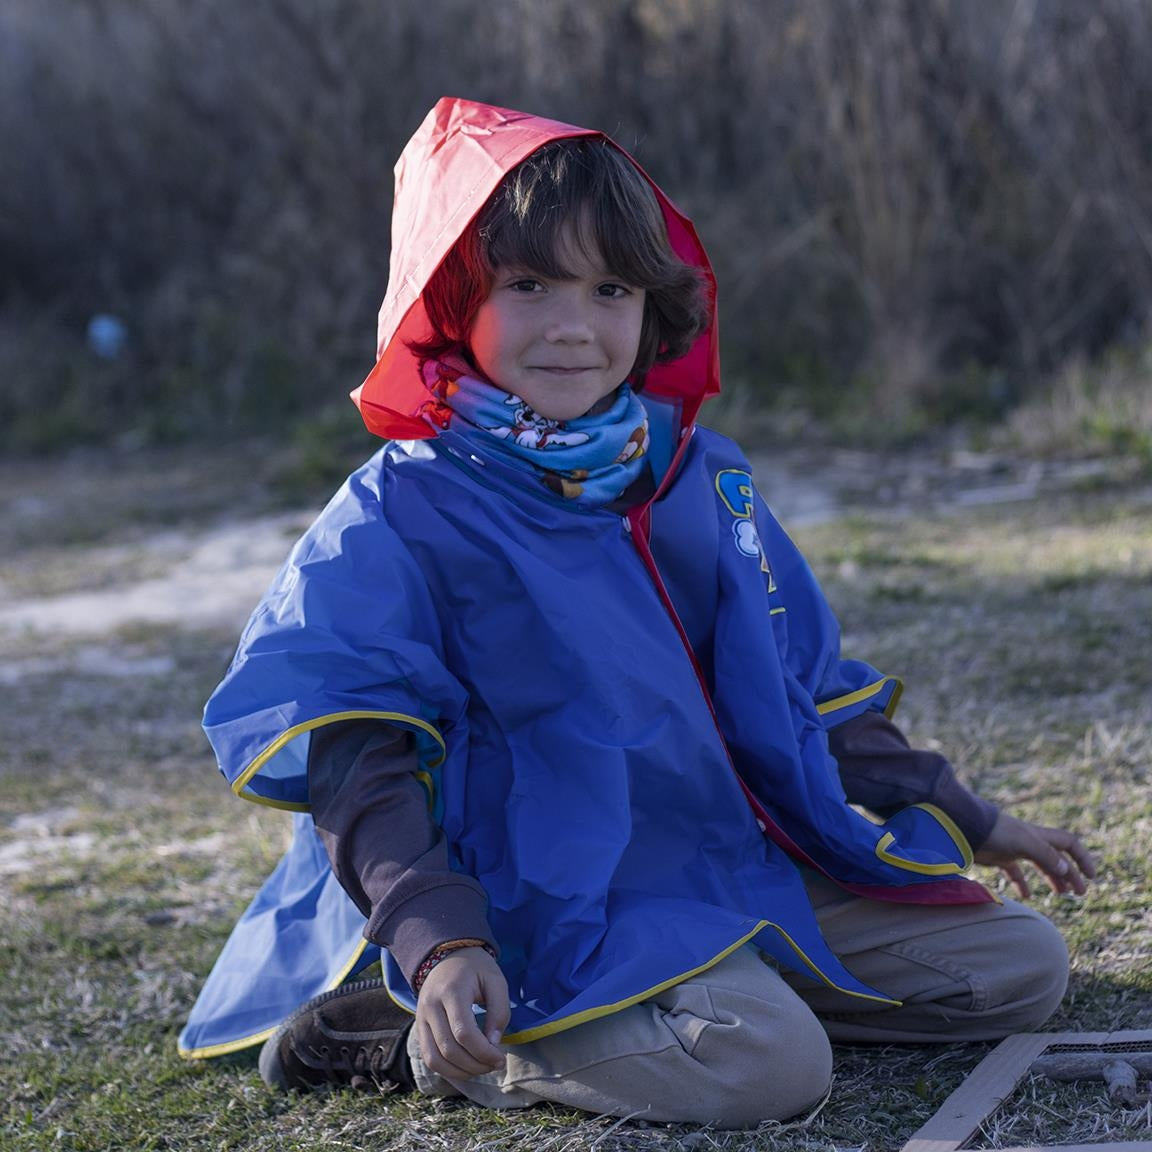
[543,291,596,342]
[544,314,595,342]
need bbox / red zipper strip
[625,501,819,869]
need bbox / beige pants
[409,880,1069,1128]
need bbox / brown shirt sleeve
[828,711,999,849]
[307,719,497,986]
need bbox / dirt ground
[0,439,1135,644]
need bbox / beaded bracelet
[412,938,497,993]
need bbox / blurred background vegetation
[4,0,1152,463]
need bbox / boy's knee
[736,999,832,1126]
[993,904,1069,1027]
[685,971,833,1126]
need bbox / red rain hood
[351,97,720,440]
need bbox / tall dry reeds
[3,0,1152,450]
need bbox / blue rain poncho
[179,99,989,1059]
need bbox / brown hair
[408,137,710,383]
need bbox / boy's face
[467,229,646,422]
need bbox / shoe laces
[304,1041,397,1092]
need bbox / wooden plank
[900,1033,1054,1152]
[900,1030,1152,1152]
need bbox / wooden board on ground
[900,1030,1152,1152]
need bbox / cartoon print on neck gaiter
[488,395,593,450]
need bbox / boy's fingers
[1032,846,1076,894]
[420,1007,496,1079]
[442,998,504,1069]
[479,970,511,1037]
[981,816,1096,897]
[451,978,510,1062]
[1000,861,1030,900]
[417,986,503,1077]
[1053,856,1089,895]
[1058,832,1097,879]
[1036,827,1095,892]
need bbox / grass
[1,450,1150,1151]
[998,351,1152,469]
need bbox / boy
[180,98,1093,1127]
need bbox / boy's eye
[508,278,543,293]
[595,283,632,299]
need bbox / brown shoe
[258,978,416,1094]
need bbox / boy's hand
[415,947,510,1081]
[974,812,1097,899]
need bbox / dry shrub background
[5,0,1152,450]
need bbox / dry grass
[11,1,1152,450]
[1000,353,1152,466]
[1,448,1150,1151]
